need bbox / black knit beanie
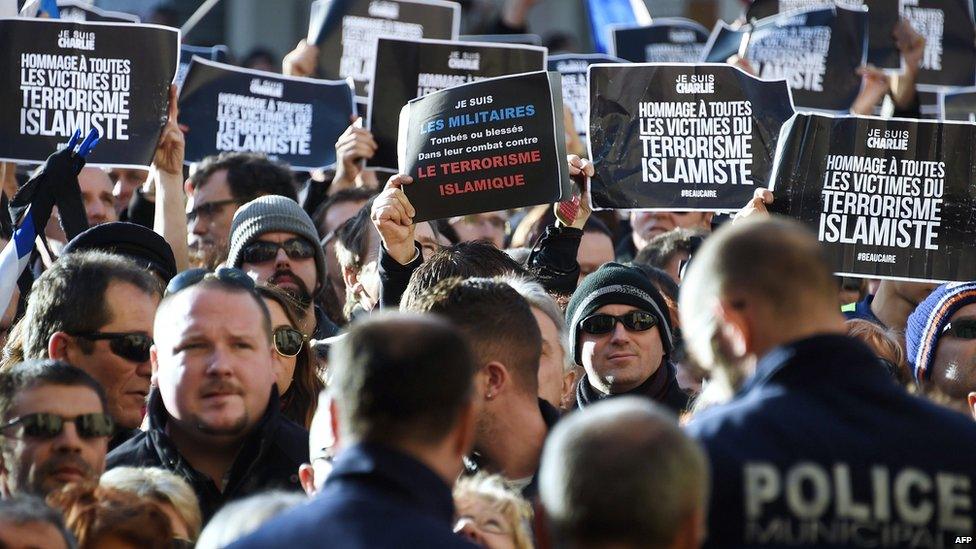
[565,262,673,365]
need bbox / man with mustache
[106,270,309,521]
[0,360,112,498]
[186,153,298,270]
[227,196,338,339]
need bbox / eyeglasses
[187,199,241,224]
[273,326,308,357]
[941,319,976,339]
[0,412,114,439]
[579,311,658,335]
[71,332,153,363]
[241,238,317,265]
[165,267,256,296]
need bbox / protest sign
[309,0,460,101]
[901,0,976,90]
[179,58,354,170]
[769,113,976,283]
[369,37,546,171]
[176,44,229,88]
[940,88,976,121]
[585,0,651,54]
[0,18,178,168]
[588,63,794,211]
[548,53,624,146]
[460,34,543,46]
[746,0,898,70]
[397,70,570,222]
[611,18,710,63]
[744,6,867,112]
[701,20,749,63]
[56,0,140,22]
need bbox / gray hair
[0,495,76,549]
[539,397,709,547]
[503,276,574,374]
[100,467,202,540]
[195,491,306,549]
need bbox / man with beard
[186,153,298,269]
[106,269,308,521]
[0,360,113,498]
[227,196,338,339]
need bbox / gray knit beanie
[226,196,326,291]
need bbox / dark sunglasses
[241,238,316,265]
[0,412,114,439]
[580,311,658,335]
[166,267,256,296]
[941,319,976,339]
[187,198,241,223]
[72,332,153,363]
[273,326,308,357]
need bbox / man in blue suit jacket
[231,312,479,548]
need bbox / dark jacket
[577,360,689,415]
[686,335,976,547]
[229,442,478,549]
[106,388,309,522]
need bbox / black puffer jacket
[106,388,308,522]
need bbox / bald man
[681,217,976,547]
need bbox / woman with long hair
[256,284,325,428]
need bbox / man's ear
[328,398,341,450]
[482,361,509,400]
[701,212,715,228]
[48,332,73,361]
[968,392,976,421]
[715,297,751,358]
[668,506,706,549]
[150,345,160,387]
[298,463,316,497]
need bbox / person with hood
[565,263,688,413]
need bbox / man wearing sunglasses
[227,195,338,340]
[106,269,308,521]
[565,263,689,413]
[14,251,161,449]
[0,360,112,498]
[906,281,976,417]
[681,218,976,547]
[186,152,298,270]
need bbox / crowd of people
[1,0,976,548]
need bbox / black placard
[588,63,794,211]
[940,88,976,121]
[548,53,624,146]
[744,0,898,70]
[0,18,178,168]
[701,20,749,63]
[56,0,140,22]
[769,113,976,283]
[398,70,570,222]
[745,6,867,112]
[176,44,229,88]
[179,58,354,170]
[611,18,710,63]
[901,0,976,90]
[368,37,546,171]
[309,0,460,101]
